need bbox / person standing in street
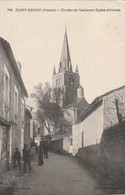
[38,141,44,166]
[13,147,21,170]
[23,144,33,172]
[44,142,49,159]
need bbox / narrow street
[13,152,107,195]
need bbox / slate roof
[64,97,83,109]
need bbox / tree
[30,82,63,133]
[52,87,64,105]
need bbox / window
[5,74,9,106]
[21,99,24,129]
[69,78,74,86]
[70,137,73,146]
[82,131,84,148]
[14,86,18,123]
[4,65,10,120]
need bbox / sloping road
[14,152,107,195]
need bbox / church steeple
[52,28,81,106]
[59,28,72,72]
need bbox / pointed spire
[60,28,72,72]
[69,62,72,72]
[53,66,56,75]
[75,64,79,73]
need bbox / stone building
[72,85,125,155]
[0,38,28,172]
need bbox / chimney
[16,61,22,74]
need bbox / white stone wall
[72,122,83,155]
[72,86,125,156]
[63,136,73,153]
[103,87,125,130]
[72,103,103,155]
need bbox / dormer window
[69,78,74,86]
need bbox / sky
[0,1,125,105]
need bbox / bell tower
[52,29,81,107]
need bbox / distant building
[0,38,28,172]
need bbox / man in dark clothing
[13,147,21,170]
[23,144,32,172]
[38,142,44,166]
[44,142,49,159]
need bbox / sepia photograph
[0,1,125,194]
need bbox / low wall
[76,144,102,170]
[76,123,125,184]
[100,123,125,179]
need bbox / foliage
[52,87,64,105]
[30,82,63,133]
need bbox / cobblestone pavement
[13,152,108,195]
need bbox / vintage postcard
[0,1,125,195]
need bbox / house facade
[0,38,28,172]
